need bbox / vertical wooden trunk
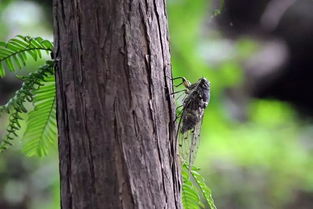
[53,0,181,208]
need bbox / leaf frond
[182,163,217,209]
[0,61,55,152]
[182,164,202,209]
[23,74,57,157]
[191,167,217,209]
[0,35,53,77]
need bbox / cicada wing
[176,108,190,164]
[188,114,204,168]
[178,128,193,165]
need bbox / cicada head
[198,77,210,90]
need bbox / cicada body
[175,77,210,168]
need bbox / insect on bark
[172,77,210,169]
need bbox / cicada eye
[199,78,210,89]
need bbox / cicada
[173,77,210,169]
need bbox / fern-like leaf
[0,61,55,152]
[182,163,217,209]
[0,35,53,77]
[182,164,202,209]
[23,74,57,157]
[191,167,217,209]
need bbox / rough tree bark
[53,0,181,209]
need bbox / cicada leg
[171,76,191,88]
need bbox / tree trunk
[53,0,181,209]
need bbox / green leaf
[23,74,57,157]
[0,35,53,77]
[0,61,55,153]
[30,39,41,48]
[11,38,29,48]
[191,168,217,209]
[12,55,22,69]
[182,164,202,209]
[5,58,14,71]
[0,41,6,47]
[181,163,217,209]
[0,47,14,55]
[26,50,38,61]
[7,42,22,51]
[17,53,26,66]
[41,40,53,50]
[0,63,4,77]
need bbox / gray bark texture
[53,0,181,209]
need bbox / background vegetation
[1,0,313,208]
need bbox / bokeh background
[1,0,313,208]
